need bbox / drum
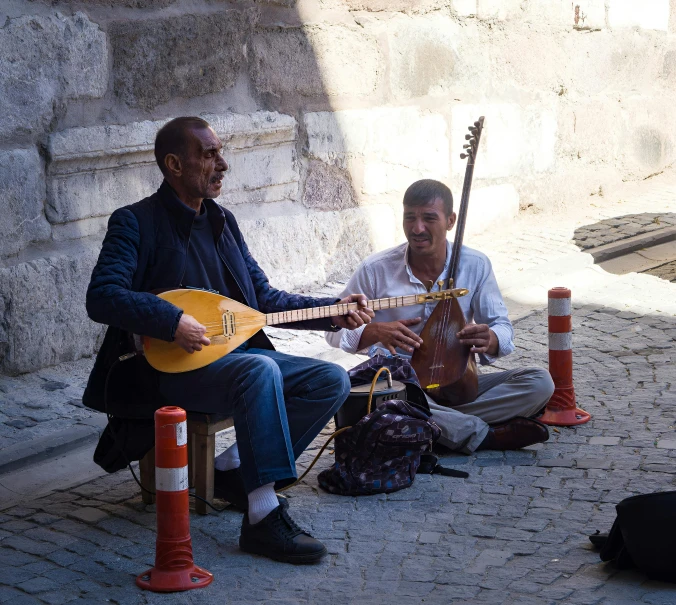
[334,379,407,429]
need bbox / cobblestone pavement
[2,301,676,604]
[572,213,676,251]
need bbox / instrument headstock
[460,116,485,165]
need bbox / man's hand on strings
[361,318,423,355]
[457,323,498,355]
[331,294,374,330]
[174,313,211,353]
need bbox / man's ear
[447,212,457,231]
[164,153,182,178]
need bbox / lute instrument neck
[265,289,468,326]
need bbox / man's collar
[158,180,198,222]
[403,240,453,284]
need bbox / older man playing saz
[84,117,373,564]
[327,179,554,453]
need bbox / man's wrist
[357,322,378,349]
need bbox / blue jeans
[157,348,350,493]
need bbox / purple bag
[317,398,441,496]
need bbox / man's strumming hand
[330,294,374,330]
[359,318,423,355]
[456,323,498,356]
[174,314,211,354]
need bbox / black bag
[318,398,442,495]
[590,491,676,582]
[93,417,154,473]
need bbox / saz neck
[265,294,423,326]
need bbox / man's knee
[529,367,555,401]
[306,361,350,412]
[238,354,281,390]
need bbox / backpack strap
[418,453,470,478]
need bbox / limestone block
[302,161,356,210]
[251,24,383,100]
[238,205,397,290]
[304,107,449,201]
[563,30,667,96]
[46,112,299,227]
[0,149,51,258]
[560,95,676,174]
[451,104,557,179]
[0,12,107,140]
[0,242,103,375]
[452,0,476,17]
[476,0,524,21]
[344,0,444,11]
[571,0,606,29]
[523,0,574,25]
[111,10,256,110]
[387,15,461,100]
[462,184,519,237]
[607,0,670,31]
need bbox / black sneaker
[239,505,327,564]
[214,467,248,511]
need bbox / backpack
[590,491,676,582]
[317,397,466,496]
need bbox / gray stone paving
[573,213,676,251]
[1,302,676,603]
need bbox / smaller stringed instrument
[143,288,468,373]
[411,116,485,407]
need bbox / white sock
[214,443,240,472]
[248,483,279,525]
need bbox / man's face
[173,126,228,200]
[403,197,456,257]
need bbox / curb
[584,226,676,263]
[0,415,107,475]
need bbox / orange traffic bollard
[540,287,591,427]
[136,406,213,592]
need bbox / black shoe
[214,467,248,511]
[239,505,327,564]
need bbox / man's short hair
[403,179,453,216]
[154,116,211,177]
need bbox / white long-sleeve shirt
[325,241,514,365]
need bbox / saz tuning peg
[464,134,473,140]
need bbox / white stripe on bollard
[175,421,187,447]
[548,298,572,317]
[548,332,572,351]
[155,466,189,492]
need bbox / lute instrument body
[143,287,468,373]
[411,116,485,408]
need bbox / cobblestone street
[1,299,676,604]
[2,175,676,603]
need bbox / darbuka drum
[334,379,407,429]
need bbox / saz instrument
[411,116,485,408]
[143,288,468,373]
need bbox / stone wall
[1,0,675,374]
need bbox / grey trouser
[427,367,555,454]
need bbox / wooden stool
[139,412,234,514]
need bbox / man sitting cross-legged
[326,179,554,454]
[84,116,373,564]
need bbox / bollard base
[540,406,591,427]
[136,564,213,593]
